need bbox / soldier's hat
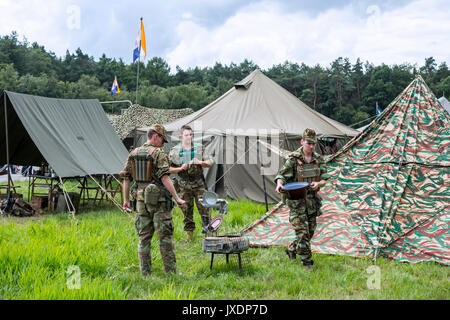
[302,128,317,143]
[149,124,168,142]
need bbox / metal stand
[210,252,242,272]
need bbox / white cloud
[181,12,193,20]
[166,0,450,70]
[0,0,448,69]
[0,0,75,55]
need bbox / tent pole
[4,92,11,195]
[282,130,292,151]
[258,136,269,212]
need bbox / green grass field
[0,180,448,299]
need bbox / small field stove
[201,191,249,272]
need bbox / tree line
[1,31,449,126]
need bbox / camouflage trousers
[135,197,176,275]
[286,198,318,266]
[179,185,211,232]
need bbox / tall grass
[0,193,448,300]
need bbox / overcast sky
[0,0,449,71]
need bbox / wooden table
[28,175,60,201]
[77,174,122,206]
[0,172,22,200]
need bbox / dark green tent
[1,91,128,178]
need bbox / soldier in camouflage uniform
[275,128,330,271]
[169,125,213,240]
[121,124,186,276]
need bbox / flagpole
[134,17,143,148]
[135,50,140,106]
[134,54,139,147]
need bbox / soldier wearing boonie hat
[274,128,330,271]
[120,123,185,276]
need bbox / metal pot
[282,182,310,200]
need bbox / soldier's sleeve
[274,158,294,184]
[119,152,134,181]
[154,150,170,180]
[200,144,214,164]
[319,156,331,181]
[168,147,179,166]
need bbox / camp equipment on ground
[0,198,35,217]
[202,191,228,214]
[202,235,249,272]
[200,190,248,271]
[203,215,223,236]
[55,192,80,213]
[201,191,228,235]
[202,235,250,254]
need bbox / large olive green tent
[1,91,129,178]
[138,70,358,203]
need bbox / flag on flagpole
[111,76,120,96]
[376,101,382,115]
[133,18,146,63]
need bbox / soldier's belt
[136,181,160,189]
[180,175,202,182]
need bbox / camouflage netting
[108,104,193,139]
[241,76,450,265]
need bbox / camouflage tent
[108,104,194,149]
[242,76,450,264]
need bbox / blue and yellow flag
[111,76,120,96]
[133,18,146,63]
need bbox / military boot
[138,253,152,276]
[303,264,314,271]
[285,248,296,260]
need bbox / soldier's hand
[309,181,319,190]
[123,200,132,212]
[275,181,284,194]
[180,163,189,171]
[176,198,186,210]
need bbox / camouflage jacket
[275,147,330,216]
[275,147,330,197]
[120,142,170,188]
[169,142,213,189]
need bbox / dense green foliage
[1,32,449,126]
